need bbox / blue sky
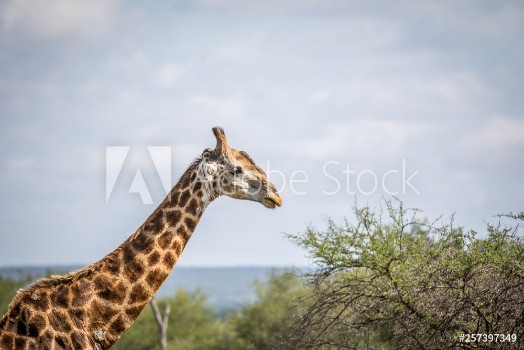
[1,0,523,267]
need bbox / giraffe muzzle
[262,193,282,208]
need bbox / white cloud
[174,0,407,13]
[419,1,524,44]
[190,94,248,120]
[332,70,494,121]
[295,119,440,160]
[461,115,524,152]
[1,0,523,267]
[310,89,331,104]
[5,156,34,171]
[1,0,121,41]
[518,183,524,196]
[154,63,186,88]
[205,34,263,67]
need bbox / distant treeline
[0,266,281,312]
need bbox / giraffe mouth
[262,194,282,209]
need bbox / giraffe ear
[212,126,233,160]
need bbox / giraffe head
[200,126,282,208]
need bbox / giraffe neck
[88,159,218,348]
[0,159,219,350]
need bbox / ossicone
[212,126,232,159]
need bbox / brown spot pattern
[90,300,119,325]
[123,259,145,281]
[99,281,126,305]
[71,332,86,349]
[132,233,151,250]
[55,334,72,349]
[1,334,14,349]
[147,251,161,266]
[14,337,26,349]
[49,309,71,333]
[171,238,184,256]
[163,252,176,268]
[68,309,86,329]
[123,245,137,263]
[176,225,189,240]
[145,210,164,232]
[94,275,111,293]
[165,210,182,227]
[31,291,50,312]
[71,281,91,307]
[52,285,70,308]
[27,314,43,338]
[184,217,196,232]
[169,191,180,205]
[125,305,144,320]
[158,231,173,250]
[193,181,202,192]
[104,256,122,276]
[16,319,27,336]
[39,331,53,350]
[146,270,167,290]
[129,284,149,304]
[110,315,128,335]
[186,198,198,214]
[179,190,191,207]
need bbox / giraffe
[0,126,282,350]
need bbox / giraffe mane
[239,150,265,173]
[4,258,109,317]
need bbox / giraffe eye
[230,167,243,175]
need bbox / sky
[0,0,523,267]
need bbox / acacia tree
[229,270,306,349]
[287,200,524,349]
